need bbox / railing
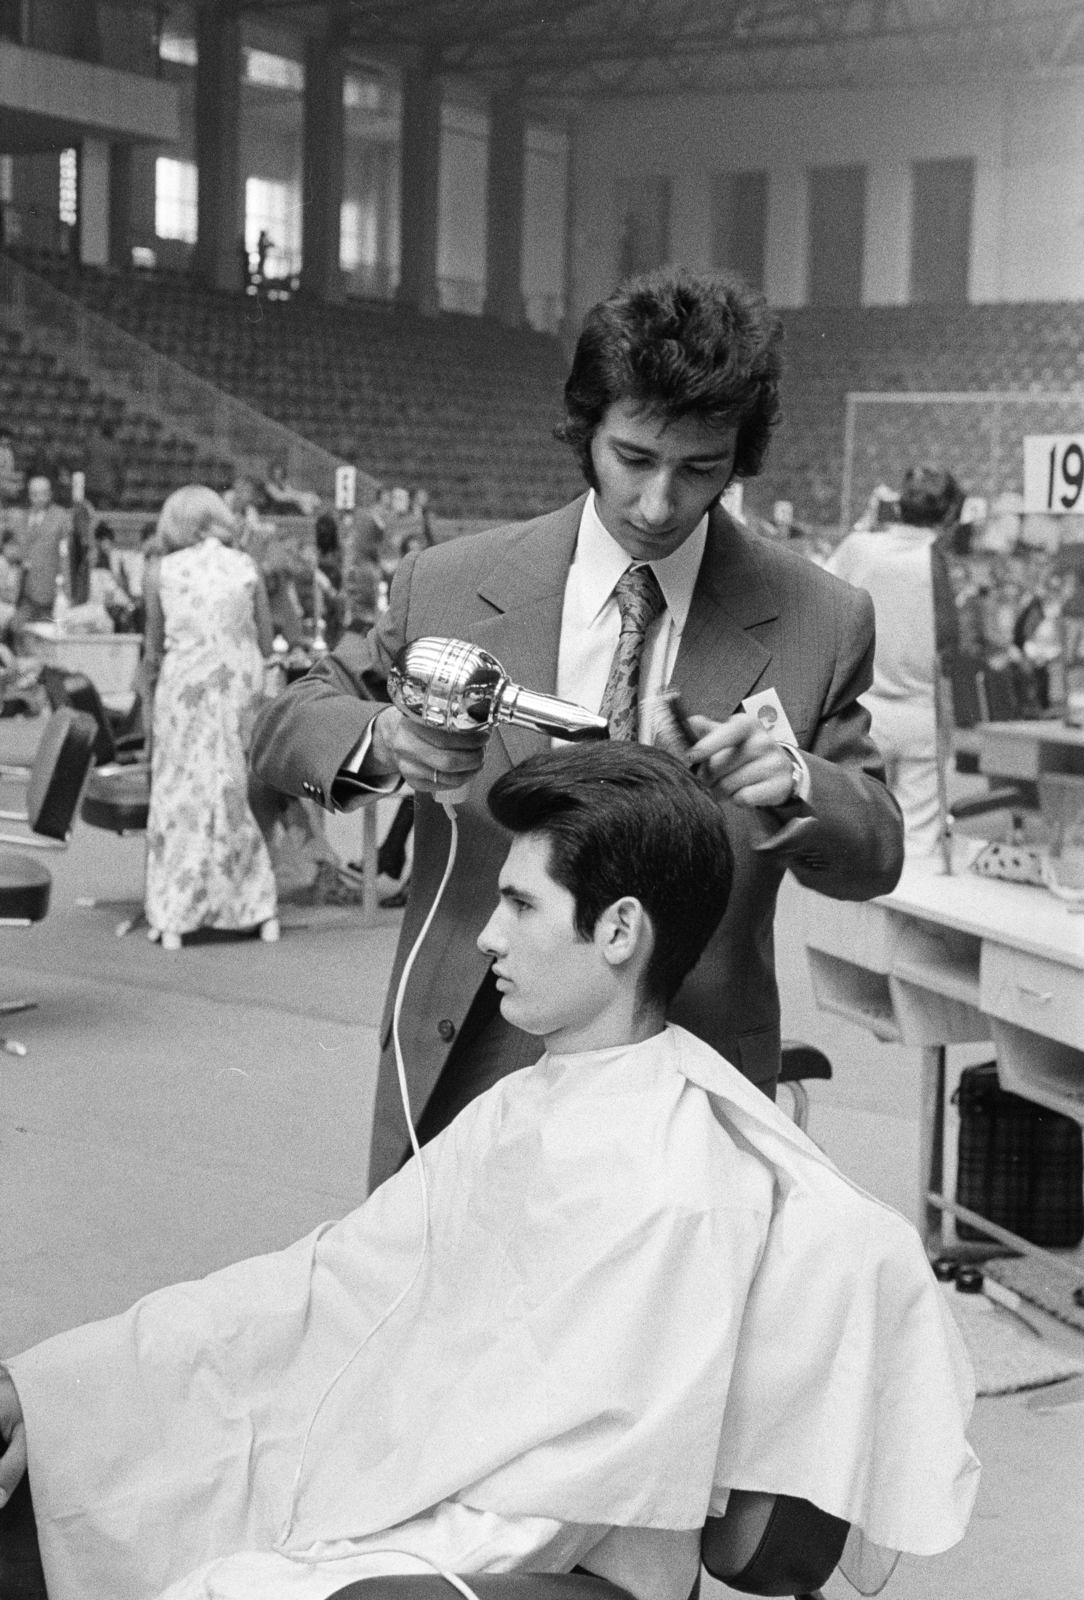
[0,253,375,503]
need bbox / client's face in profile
[477,833,620,1051]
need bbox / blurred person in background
[83,420,125,511]
[411,486,435,549]
[90,523,136,631]
[264,460,320,517]
[829,464,961,860]
[0,528,22,642]
[15,473,70,627]
[142,486,279,951]
[0,429,22,504]
[313,511,346,649]
[232,482,309,647]
[343,507,384,634]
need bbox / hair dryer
[387,637,610,742]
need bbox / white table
[974,718,1084,781]
[20,625,142,702]
[800,859,1084,1303]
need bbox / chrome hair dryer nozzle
[387,637,610,742]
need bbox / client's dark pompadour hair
[486,744,733,1007]
[556,267,784,488]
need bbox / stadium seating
[0,320,233,512]
[11,255,584,521]
[13,252,1084,524]
[764,302,1084,523]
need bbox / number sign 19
[1023,434,1084,513]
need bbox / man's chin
[497,994,548,1037]
[618,525,696,562]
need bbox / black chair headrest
[26,708,98,840]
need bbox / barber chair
[326,1051,845,1600]
[39,667,144,768]
[0,1046,849,1600]
[777,1041,831,1135]
[937,655,1037,837]
[0,707,98,1053]
[40,666,151,935]
[322,1489,849,1600]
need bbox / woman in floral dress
[143,486,279,950]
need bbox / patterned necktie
[600,564,666,742]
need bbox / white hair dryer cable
[275,797,481,1600]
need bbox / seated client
[0,745,978,1600]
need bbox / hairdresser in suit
[251,268,904,1190]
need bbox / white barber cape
[7,1025,979,1600]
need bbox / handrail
[0,253,376,502]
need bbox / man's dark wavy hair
[556,267,784,489]
[486,743,733,1007]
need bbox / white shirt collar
[575,491,708,631]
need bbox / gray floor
[1,714,1082,1598]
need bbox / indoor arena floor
[1,713,1081,1600]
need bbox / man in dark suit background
[16,473,71,626]
[251,268,904,1190]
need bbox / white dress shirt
[340,491,807,802]
[556,491,708,743]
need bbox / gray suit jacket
[18,504,71,609]
[251,497,903,1185]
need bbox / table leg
[920,1044,947,1252]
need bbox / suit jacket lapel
[470,496,585,766]
[672,507,779,719]
[457,498,777,756]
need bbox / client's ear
[596,896,652,976]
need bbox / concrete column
[483,88,526,325]
[12,151,61,253]
[79,137,109,266]
[862,161,910,306]
[107,142,131,267]
[301,25,346,304]
[397,60,442,316]
[193,3,243,294]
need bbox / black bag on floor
[954,1062,1084,1248]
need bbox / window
[344,74,384,111]
[155,157,198,243]
[59,148,78,227]
[0,154,13,205]
[807,164,866,306]
[910,158,974,305]
[340,198,377,272]
[711,171,768,290]
[245,177,302,278]
[159,32,197,67]
[245,49,303,92]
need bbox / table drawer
[801,895,898,973]
[981,942,1084,1051]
